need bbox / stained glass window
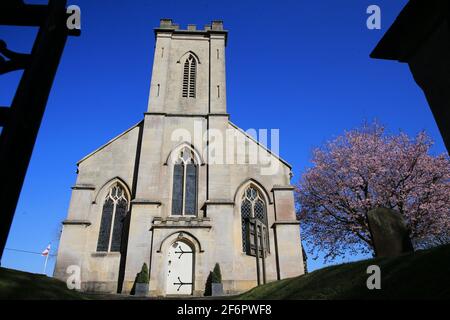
[185,164,197,215]
[96,184,129,252]
[171,147,198,216]
[171,164,184,216]
[97,198,113,252]
[240,185,269,254]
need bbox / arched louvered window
[97,184,129,252]
[182,55,196,98]
[241,185,269,255]
[172,147,198,216]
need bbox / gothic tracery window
[241,185,269,255]
[97,184,128,252]
[172,147,198,216]
[182,54,196,98]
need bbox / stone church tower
[54,19,304,296]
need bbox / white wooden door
[166,241,194,295]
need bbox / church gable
[76,121,142,189]
[227,121,292,173]
[78,121,142,165]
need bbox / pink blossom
[296,122,450,262]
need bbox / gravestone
[367,207,414,257]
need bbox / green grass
[2,244,449,299]
[0,267,87,300]
[237,244,450,299]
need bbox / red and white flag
[41,244,51,257]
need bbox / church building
[54,19,305,296]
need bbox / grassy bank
[0,267,86,300]
[237,244,450,299]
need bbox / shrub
[203,271,213,296]
[204,263,222,296]
[212,263,222,284]
[136,263,149,284]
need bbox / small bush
[212,263,222,284]
[136,263,149,284]
[204,271,213,296]
[204,263,222,296]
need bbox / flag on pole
[42,244,51,275]
[41,244,51,256]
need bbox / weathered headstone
[367,207,414,257]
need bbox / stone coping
[71,184,96,190]
[131,199,162,206]
[62,219,91,226]
[91,252,121,258]
[271,220,300,228]
[271,185,295,191]
[204,199,235,206]
[151,216,212,230]
[144,112,229,118]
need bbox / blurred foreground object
[0,0,79,260]
[371,0,450,152]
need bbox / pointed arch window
[182,54,196,98]
[97,184,129,252]
[241,185,269,255]
[172,147,198,216]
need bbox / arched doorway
[166,240,194,295]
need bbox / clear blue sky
[0,0,446,275]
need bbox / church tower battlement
[148,19,227,115]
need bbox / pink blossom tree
[296,122,450,261]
